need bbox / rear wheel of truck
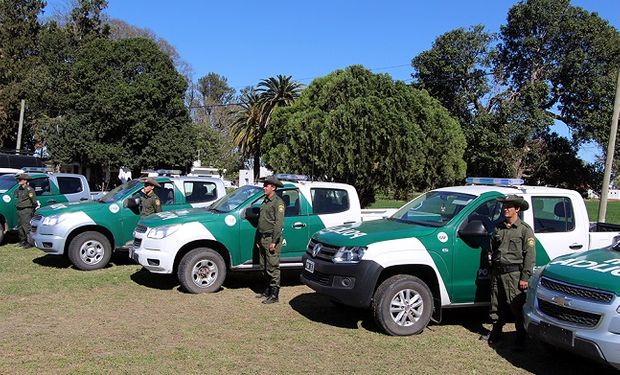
[178,247,226,294]
[68,231,112,271]
[372,275,433,336]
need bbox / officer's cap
[262,175,283,188]
[497,195,529,211]
[143,177,161,188]
[16,173,31,181]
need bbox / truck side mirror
[124,197,140,208]
[458,220,489,238]
[243,207,260,220]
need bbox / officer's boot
[480,322,503,344]
[262,286,279,304]
[255,286,271,299]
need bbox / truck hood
[313,218,436,247]
[36,200,104,216]
[542,248,620,295]
[138,207,223,227]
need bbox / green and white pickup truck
[30,176,225,270]
[301,178,620,336]
[0,171,90,244]
[524,237,620,370]
[130,178,365,294]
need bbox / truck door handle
[569,244,583,250]
[343,221,355,224]
[292,222,307,229]
[80,197,88,201]
[48,200,56,204]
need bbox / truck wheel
[67,231,112,271]
[372,275,433,336]
[178,247,226,294]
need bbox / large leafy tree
[412,0,620,186]
[262,65,466,206]
[232,75,302,180]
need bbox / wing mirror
[458,220,489,238]
[243,207,260,220]
[124,197,140,208]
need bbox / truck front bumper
[300,254,382,309]
[30,216,67,255]
[131,231,176,274]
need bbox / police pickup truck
[130,175,364,294]
[301,177,620,336]
[0,169,90,244]
[31,173,225,270]
[524,237,620,370]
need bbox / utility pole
[16,99,25,154]
[598,68,620,223]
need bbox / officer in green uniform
[255,175,285,304]
[15,174,37,248]
[482,195,535,349]
[139,177,162,216]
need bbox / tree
[232,75,302,180]
[411,0,620,183]
[262,65,466,206]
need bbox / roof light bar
[273,173,309,182]
[465,177,524,186]
[21,167,51,173]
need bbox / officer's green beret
[497,195,529,211]
[143,177,161,188]
[16,173,31,181]
[263,175,284,188]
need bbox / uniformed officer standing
[139,177,162,216]
[255,175,285,304]
[15,174,37,248]
[482,195,536,349]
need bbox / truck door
[56,176,89,202]
[28,176,61,206]
[183,180,220,208]
[453,198,503,303]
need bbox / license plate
[539,321,574,347]
[305,259,315,273]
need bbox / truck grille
[540,277,614,304]
[135,224,148,234]
[537,298,601,327]
[133,238,142,248]
[32,215,42,222]
[303,269,331,286]
[306,239,340,262]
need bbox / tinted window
[29,178,51,196]
[0,175,17,193]
[311,188,349,215]
[184,181,218,203]
[57,177,83,194]
[465,199,503,232]
[155,182,176,205]
[532,196,575,233]
[391,191,476,227]
[277,189,301,216]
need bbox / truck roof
[435,184,580,197]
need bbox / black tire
[178,247,226,294]
[372,275,433,336]
[67,231,112,271]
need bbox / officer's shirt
[140,190,161,216]
[257,194,285,243]
[492,218,536,281]
[15,185,37,209]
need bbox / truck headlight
[147,224,181,239]
[41,213,71,226]
[333,246,366,263]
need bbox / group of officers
[10,172,535,344]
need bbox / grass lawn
[1,243,618,374]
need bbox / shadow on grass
[32,251,137,270]
[223,269,304,293]
[130,268,180,290]
[289,292,380,332]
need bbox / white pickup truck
[301,177,620,336]
[130,177,377,294]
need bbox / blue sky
[44,0,619,162]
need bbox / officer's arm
[272,202,285,244]
[520,227,536,282]
[155,197,162,213]
[29,188,38,207]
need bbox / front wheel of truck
[68,231,112,271]
[372,275,433,336]
[178,247,226,294]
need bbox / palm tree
[231,75,302,180]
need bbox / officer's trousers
[489,270,526,333]
[258,236,281,287]
[17,207,34,244]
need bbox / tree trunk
[253,151,260,182]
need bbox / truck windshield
[391,191,476,227]
[209,185,263,213]
[99,179,142,203]
[0,175,17,193]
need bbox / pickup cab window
[0,174,16,193]
[184,181,218,203]
[311,188,349,214]
[29,177,51,196]
[532,196,575,233]
[392,191,475,226]
[277,189,301,216]
[155,182,176,205]
[57,176,83,194]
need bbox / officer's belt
[16,206,34,210]
[494,264,521,274]
[259,232,273,238]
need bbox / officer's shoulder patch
[278,204,284,213]
[28,192,34,198]
[527,237,535,247]
[155,199,161,206]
